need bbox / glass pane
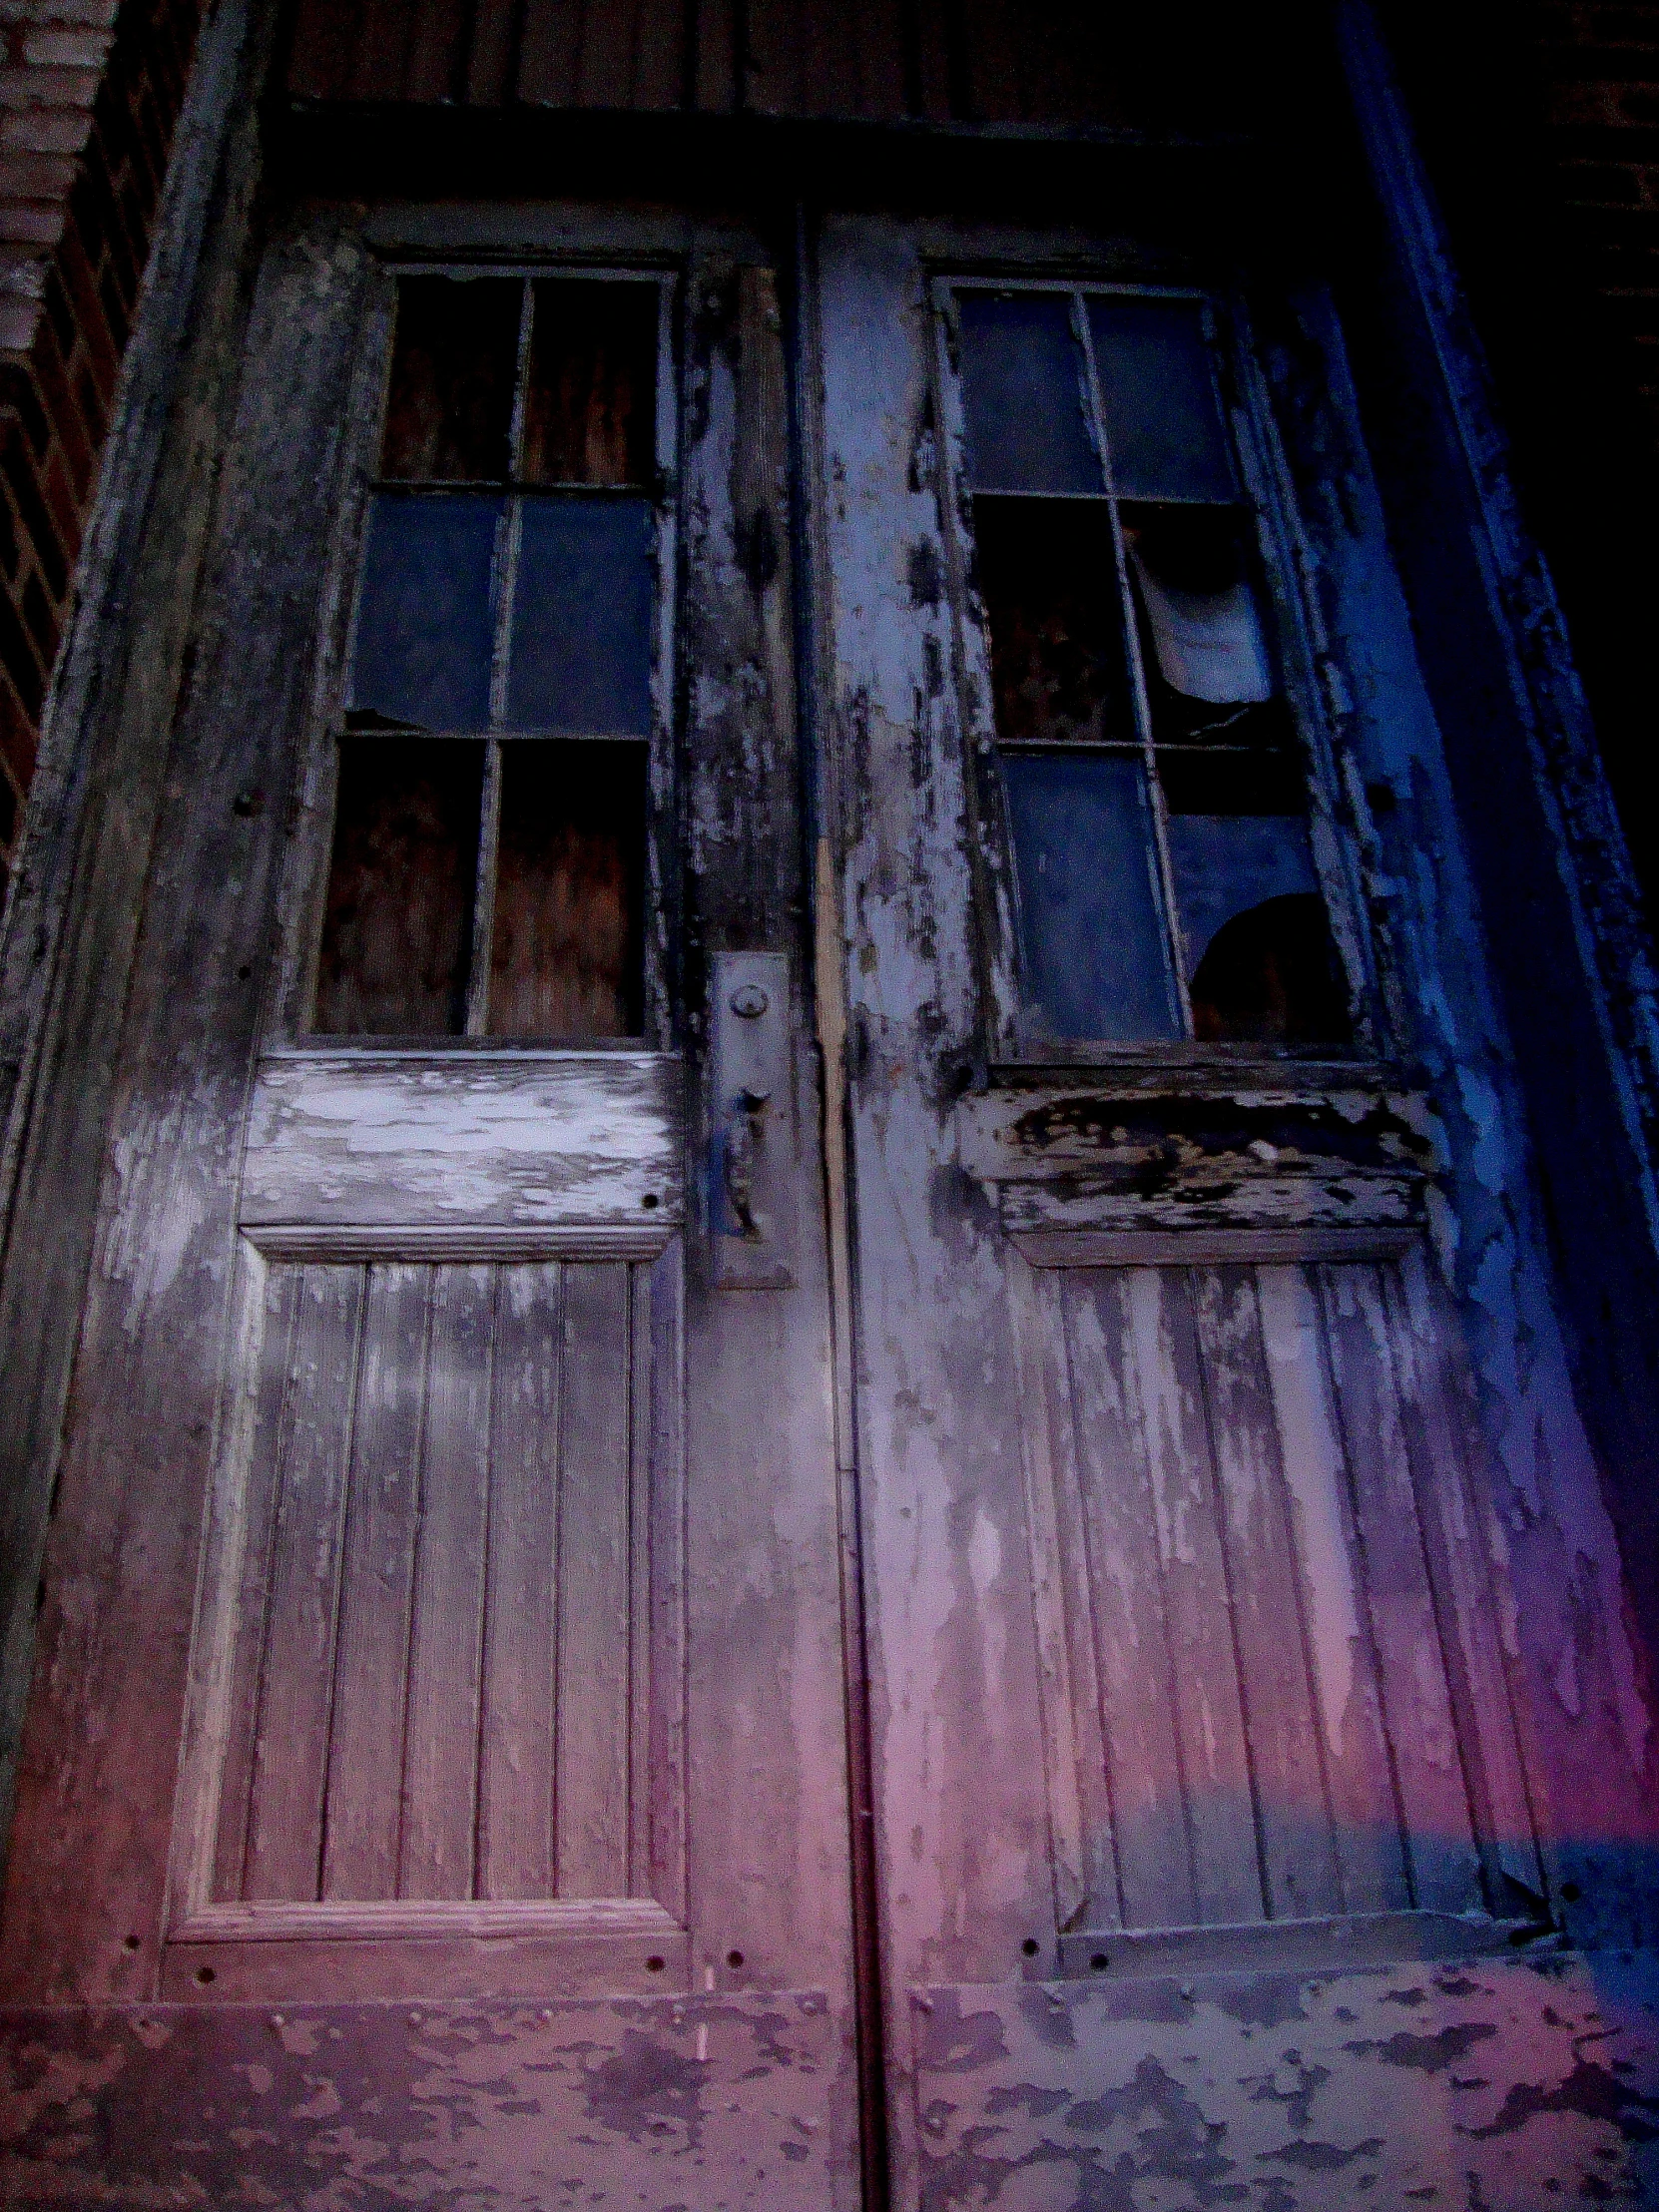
[506,497,654,734]
[522,279,658,487]
[351,493,502,732]
[1003,752,1180,1041]
[380,276,521,481]
[1164,814,1318,981]
[313,739,484,1035]
[977,498,1135,745]
[1087,297,1234,501]
[956,292,1101,495]
[488,741,647,1038]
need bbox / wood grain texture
[1017,1252,1543,1945]
[0,219,375,2001]
[1255,1262,1409,1915]
[241,1267,364,1904]
[555,1263,633,1897]
[242,1051,682,1230]
[1192,1263,1343,1922]
[320,1263,430,1902]
[206,1257,671,1914]
[0,0,272,1930]
[1315,1259,1485,1915]
[477,1263,563,1900]
[399,1263,494,1900]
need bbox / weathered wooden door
[815,218,1657,2206]
[0,215,862,2207]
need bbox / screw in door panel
[729,982,769,1018]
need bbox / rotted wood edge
[0,0,277,1890]
[1054,1907,1556,1980]
[1011,1225,1420,1268]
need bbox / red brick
[0,668,35,794]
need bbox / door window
[313,272,663,1040]
[944,283,1352,1051]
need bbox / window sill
[987,1045,1411,1097]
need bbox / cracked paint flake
[909,1956,1659,2208]
[0,1990,839,2208]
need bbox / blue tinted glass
[507,497,654,735]
[1003,752,1180,1041]
[1086,298,1234,502]
[1165,813,1317,979]
[957,292,1101,495]
[351,493,501,730]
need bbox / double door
[0,200,1640,2210]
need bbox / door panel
[193,1248,679,1927]
[1011,1247,1543,1970]
[813,213,1635,2209]
[0,217,859,2212]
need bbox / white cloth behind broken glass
[1129,547,1274,704]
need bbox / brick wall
[0,0,206,871]
[1537,2,1659,455]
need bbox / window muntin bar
[948,279,1352,1052]
[316,271,668,1041]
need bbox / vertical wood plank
[398,1266,495,1901]
[242,1266,363,1904]
[1317,1262,1484,1915]
[1388,1253,1544,1902]
[958,0,1023,121]
[847,0,908,117]
[746,0,805,115]
[517,0,584,101]
[1256,1264,1410,1915]
[404,0,470,100]
[345,0,415,99]
[213,1261,302,1902]
[478,1262,563,1900]
[285,0,357,97]
[630,0,687,107]
[1193,1264,1344,1922]
[912,0,954,118]
[626,1262,655,1895]
[644,1242,687,1919]
[466,0,524,100]
[555,1262,633,1897]
[797,0,850,117]
[693,0,738,111]
[1007,1260,1097,1933]
[1061,1269,1191,1930]
[577,0,643,103]
[1124,1267,1264,1925]
[320,1264,431,1903]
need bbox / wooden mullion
[465,739,503,1037]
[1072,287,1191,1041]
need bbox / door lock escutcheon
[711,952,794,1289]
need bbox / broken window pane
[506,497,654,734]
[1164,814,1318,978]
[488,741,646,1038]
[1087,297,1234,502]
[522,280,658,487]
[1002,752,1180,1041]
[957,292,1101,495]
[380,277,521,482]
[977,498,1135,745]
[1189,893,1351,1045]
[351,493,502,731]
[313,739,484,1035]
